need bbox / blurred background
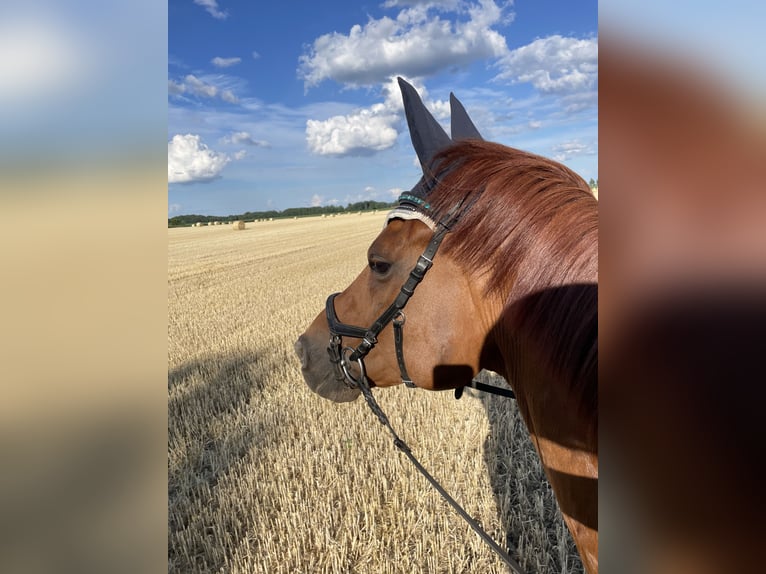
[600,2,765,573]
[0,1,167,573]
[1,1,763,573]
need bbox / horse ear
[398,77,452,172]
[450,92,482,140]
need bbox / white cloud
[306,109,399,156]
[168,134,230,183]
[194,0,227,20]
[233,150,247,160]
[558,90,598,113]
[496,35,598,94]
[168,203,182,214]
[297,2,509,157]
[184,74,219,97]
[305,76,446,156]
[252,51,260,60]
[551,139,597,162]
[310,194,324,207]
[168,74,239,103]
[298,0,509,88]
[212,56,241,68]
[221,92,239,104]
[221,131,271,147]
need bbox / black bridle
[325,195,515,400]
[322,198,525,573]
[325,201,460,390]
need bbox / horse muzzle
[294,334,361,402]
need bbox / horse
[295,78,598,573]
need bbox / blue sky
[168,0,597,216]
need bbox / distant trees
[167,214,217,227]
[168,200,397,227]
[345,200,394,212]
[281,205,342,219]
[588,178,598,189]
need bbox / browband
[385,206,437,230]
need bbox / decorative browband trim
[398,193,431,210]
[385,206,437,230]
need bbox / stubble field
[168,212,582,573]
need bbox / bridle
[325,194,516,400]
[321,196,526,574]
[325,199,463,391]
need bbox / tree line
[168,200,396,228]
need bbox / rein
[350,360,526,574]
[324,197,525,572]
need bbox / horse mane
[427,140,598,438]
[428,139,597,297]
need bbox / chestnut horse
[295,79,598,573]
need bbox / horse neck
[485,230,599,570]
[487,210,598,443]
[494,279,597,449]
[492,226,597,437]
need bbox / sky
[168,0,597,217]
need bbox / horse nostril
[294,337,309,369]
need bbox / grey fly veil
[395,77,483,214]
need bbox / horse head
[294,78,492,402]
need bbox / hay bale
[232,220,245,230]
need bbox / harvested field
[168,212,582,573]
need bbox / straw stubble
[168,213,582,573]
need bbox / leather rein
[323,198,525,573]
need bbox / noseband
[325,199,468,390]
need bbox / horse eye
[369,259,391,275]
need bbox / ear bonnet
[390,78,483,226]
